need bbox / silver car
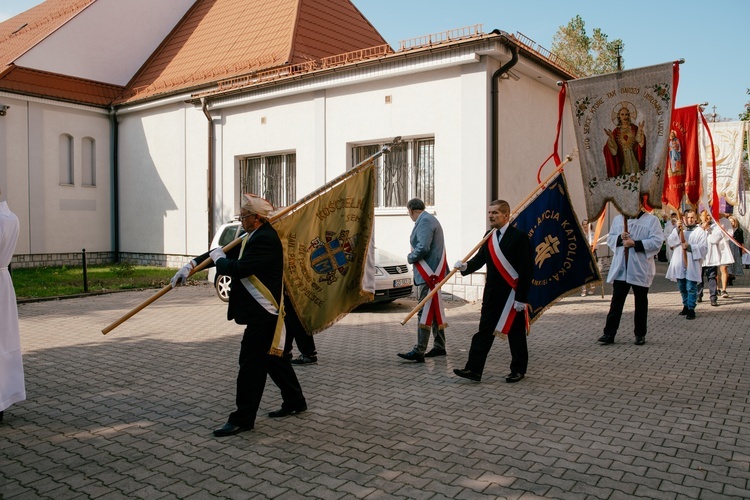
[207,220,413,303]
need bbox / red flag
[662,105,701,209]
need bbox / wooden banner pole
[400,151,576,326]
[102,137,401,335]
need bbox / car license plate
[393,278,412,287]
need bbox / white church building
[0,0,582,300]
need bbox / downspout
[490,30,518,201]
[201,98,214,250]
[109,106,120,263]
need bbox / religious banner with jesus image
[566,62,678,218]
[662,105,701,210]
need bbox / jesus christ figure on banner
[603,103,646,177]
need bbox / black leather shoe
[268,406,307,418]
[213,423,253,437]
[505,373,525,383]
[453,368,481,381]
[679,306,688,315]
[686,309,696,320]
[397,350,425,363]
[424,348,446,358]
[711,298,718,307]
[634,336,645,345]
[597,335,615,345]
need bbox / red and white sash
[414,250,448,330]
[488,230,529,336]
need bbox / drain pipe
[201,98,214,250]
[109,106,120,263]
[490,30,518,201]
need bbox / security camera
[0,105,8,116]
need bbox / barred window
[352,138,434,207]
[239,153,296,208]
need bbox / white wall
[17,0,195,86]
[118,104,199,255]
[0,96,30,254]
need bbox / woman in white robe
[0,192,24,421]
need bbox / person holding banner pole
[665,209,707,320]
[171,194,306,437]
[597,207,664,346]
[453,200,533,383]
[398,198,448,363]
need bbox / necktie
[497,230,503,241]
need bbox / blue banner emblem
[512,173,601,321]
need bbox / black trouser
[466,306,527,376]
[283,298,317,357]
[229,318,306,427]
[603,280,649,338]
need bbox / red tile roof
[119,0,388,103]
[0,66,123,106]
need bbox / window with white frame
[239,153,296,208]
[59,134,74,185]
[351,138,435,208]
[82,137,96,186]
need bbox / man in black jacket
[453,200,533,383]
[172,194,306,436]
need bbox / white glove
[209,247,226,263]
[170,260,196,288]
[454,260,467,272]
[513,301,527,312]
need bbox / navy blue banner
[512,173,601,322]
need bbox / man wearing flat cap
[172,194,306,436]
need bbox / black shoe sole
[397,353,425,363]
[268,407,307,418]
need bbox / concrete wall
[0,94,111,256]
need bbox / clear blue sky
[3,0,749,120]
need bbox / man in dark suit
[452,199,533,383]
[171,194,306,436]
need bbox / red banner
[662,105,701,209]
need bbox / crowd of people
[2,187,748,437]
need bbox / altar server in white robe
[0,188,24,422]
[665,209,707,320]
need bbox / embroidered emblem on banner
[308,230,360,284]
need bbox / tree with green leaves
[740,88,749,121]
[552,15,623,77]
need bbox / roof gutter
[201,98,214,249]
[489,30,518,201]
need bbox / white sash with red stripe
[414,250,448,330]
[487,230,528,336]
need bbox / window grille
[351,138,435,207]
[239,153,296,208]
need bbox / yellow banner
[273,162,376,334]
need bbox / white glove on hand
[513,301,527,312]
[454,260,467,272]
[209,247,226,263]
[170,260,196,288]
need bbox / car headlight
[374,266,385,276]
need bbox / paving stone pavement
[1,262,749,499]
